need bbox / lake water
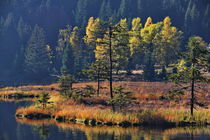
[0,101,210,140]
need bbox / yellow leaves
[86,17,94,37]
[132,17,141,31]
[141,23,159,43]
[119,18,127,26]
[160,16,182,48]
[117,18,129,32]
[163,16,171,27]
[95,38,109,60]
[177,59,187,72]
[84,17,102,45]
[70,26,79,48]
[129,36,141,55]
[171,27,177,33]
[129,36,139,44]
[144,17,152,28]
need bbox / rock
[55,116,66,122]
[118,121,131,127]
[25,113,51,119]
[89,119,96,126]
[15,114,24,118]
[104,122,113,126]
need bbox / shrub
[36,92,53,109]
[58,73,73,98]
[71,85,96,103]
[108,86,135,111]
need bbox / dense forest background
[0,0,209,85]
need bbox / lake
[0,101,210,140]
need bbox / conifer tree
[24,25,52,80]
[56,25,72,74]
[129,17,143,67]
[61,43,74,75]
[83,60,109,95]
[154,16,182,67]
[84,17,103,49]
[141,17,161,81]
[169,36,210,116]
[112,18,130,73]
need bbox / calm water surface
[0,101,210,140]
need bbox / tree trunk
[109,27,115,112]
[109,27,113,99]
[191,74,195,116]
[191,50,195,116]
[97,69,100,96]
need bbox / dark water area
[0,101,210,140]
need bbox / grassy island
[0,82,208,127]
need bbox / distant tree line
[0,0,209,84]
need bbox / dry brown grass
[1,81,208,126]
[54,105,139,124]
[9,81,209,114]
[16,106,53,116]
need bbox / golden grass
[0,81,207,127]
[16,102,210,127]
[138,108,210,125]
[54,105,139,124]
[0,90,39,96]
[16,106,53,116]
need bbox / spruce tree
[169,36,210,116]
[61,43,74,75]
[24,25,52,81]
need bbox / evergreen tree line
[0,0,209,84]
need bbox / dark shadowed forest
[0,0,209,85]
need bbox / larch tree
[141,17,162,81]
[129,17,143,68]
[155,16,182,67]
[84,17,105,63]
[153,16,183,80]
[84,17,104,49]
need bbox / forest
[0,0,210,85]
[0,1,210,138]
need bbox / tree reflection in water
[16,118,210,140]
[33,124,50,140]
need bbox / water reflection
[1,101,210,140]
[33,124,50,140]
[16,118,210,140]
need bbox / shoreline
[0,81,209,128]
[15,106,210,128]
